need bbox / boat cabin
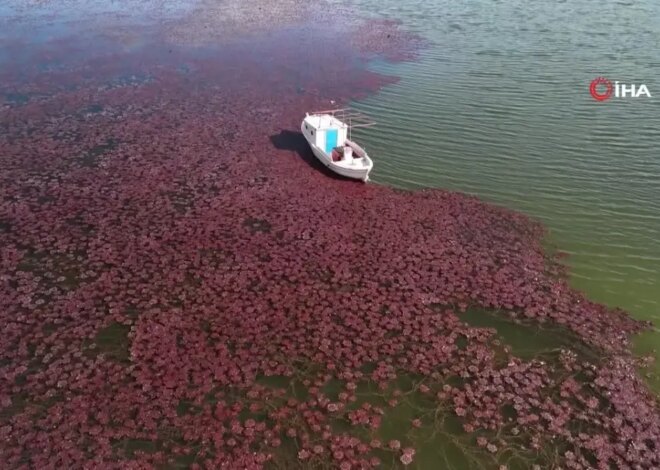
[302,114,349,155]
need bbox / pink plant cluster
[0,7,658,470]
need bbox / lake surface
[347,0,660,377]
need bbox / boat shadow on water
[269,130,354,182]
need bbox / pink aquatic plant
[388,440,401,450]
[0,2,657,468]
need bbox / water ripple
[351,0,660,323]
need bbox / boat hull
[309,145,371,182]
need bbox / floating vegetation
[103,73,154,90]
[0,1,657,469]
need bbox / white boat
[301,108,375,182]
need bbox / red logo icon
[590,77,613,101]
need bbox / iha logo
[590,77,652,101]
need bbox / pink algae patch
[0,3,658,469]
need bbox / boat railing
[308,107,375,140]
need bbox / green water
[347,0,660,385]
[254,308,602,469]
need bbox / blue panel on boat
[325,129,338,154]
